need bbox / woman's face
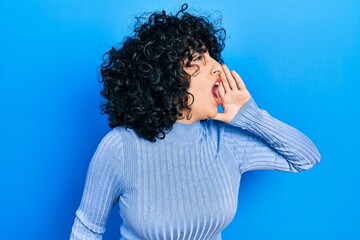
[182,51,223,123]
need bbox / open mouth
[212,80,222,105]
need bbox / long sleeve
[223,98,321,174]
[70,129,125,240]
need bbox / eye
[192,54,204,62]
[192,54,203,61]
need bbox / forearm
[229,98,321,172]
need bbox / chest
[118,141,240,239]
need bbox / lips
[212,78,222,105]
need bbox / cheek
[187,78,199,94]
[194,85,208,101]
[187,75,209,101]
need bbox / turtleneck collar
[163,121,202,143]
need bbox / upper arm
[70,129,125,239]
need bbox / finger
[219,67,230,93]
[222,64,238,90]
[231,70,246,90]
[218,81,226,99]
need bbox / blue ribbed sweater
[70,98,320,240]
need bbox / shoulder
[94,126,139,160]
[102,126,138,144]
[201,119,223,136]
[202,116,259,152]
[88,127,139,183]
[200,119,230,149]
[201,118,249,139]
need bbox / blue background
[1,0,359,239]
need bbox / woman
[70,4,320,240]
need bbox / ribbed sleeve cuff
[76,209,105,235]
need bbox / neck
[177,117,196,124]
[177,115,204,124]
[177,110,202,124]
[165,119,202,142]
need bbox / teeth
[215,82,219,86]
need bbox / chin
[208,108,218,119]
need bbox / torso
[116,121,241,239]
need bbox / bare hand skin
[211,64,251,123]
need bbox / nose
[209,56,222,75]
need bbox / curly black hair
[99,4,226,142]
